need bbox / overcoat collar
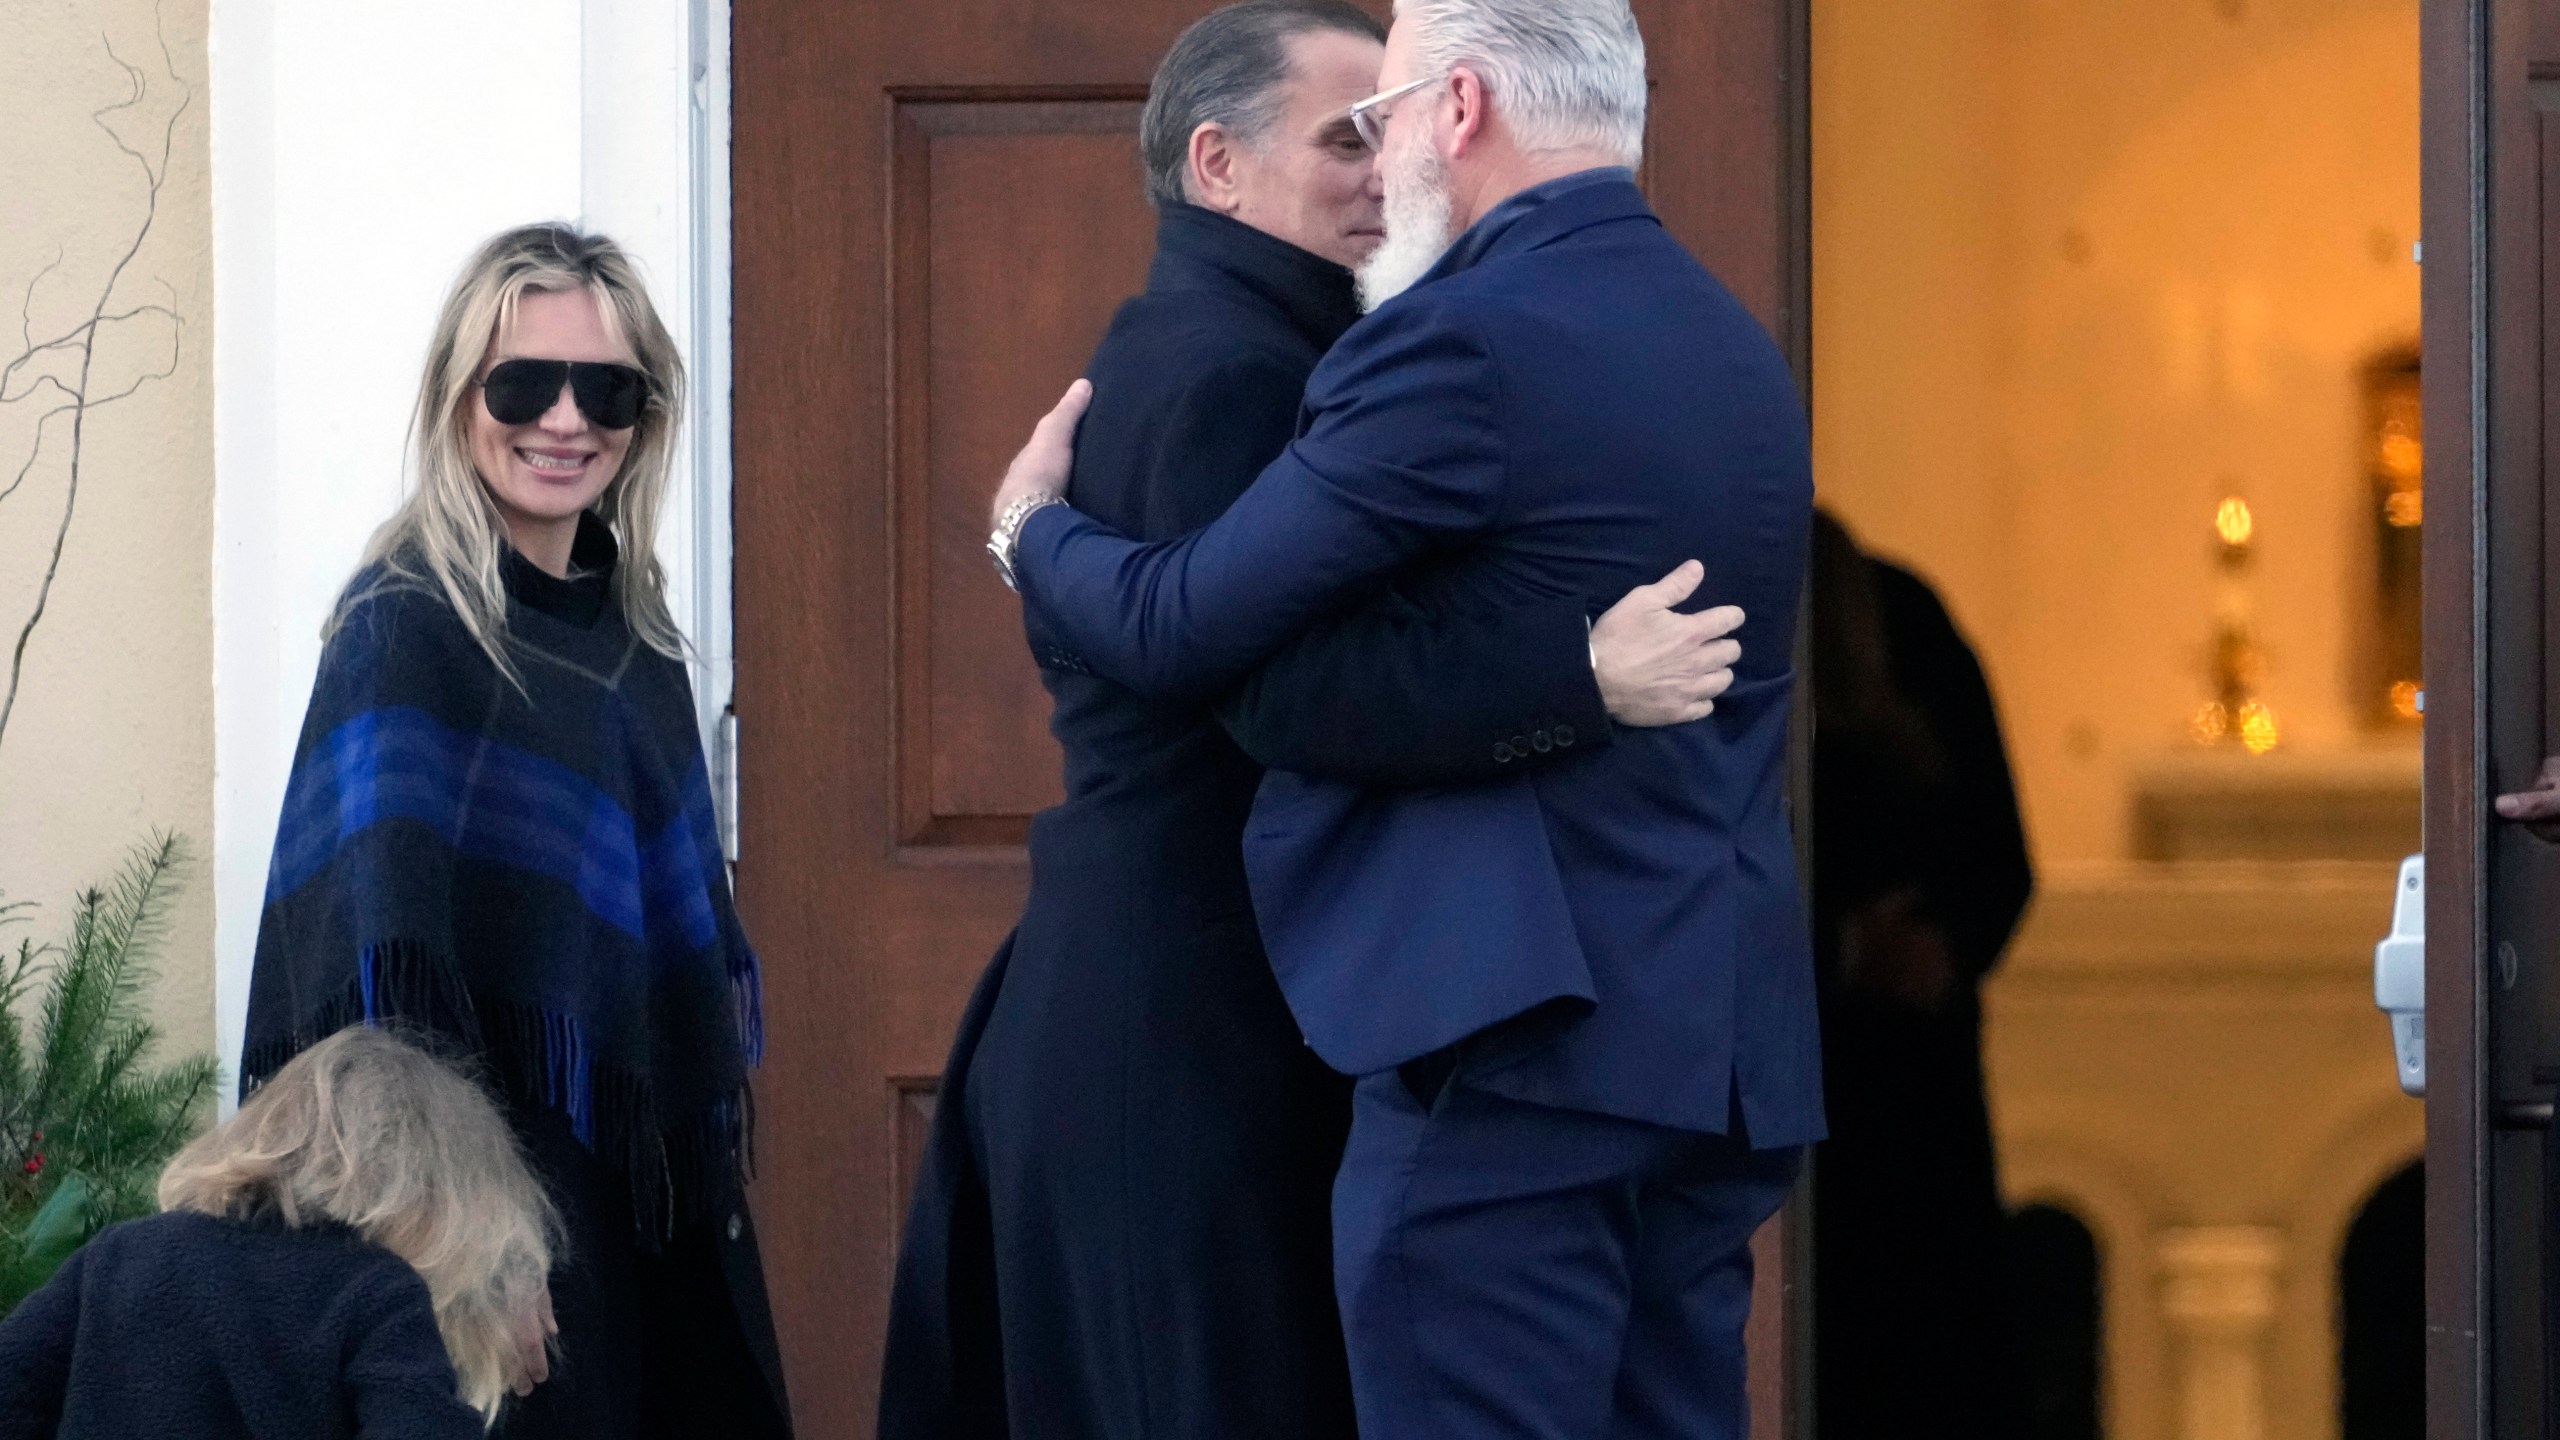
[1417,166,1651,288]
[1148,202,1365,352]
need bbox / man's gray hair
[1397,0,1647,165]
[1139,0,1388,210]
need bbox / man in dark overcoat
[1806,509,2035,1440]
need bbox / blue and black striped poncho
[243,517,761,1239]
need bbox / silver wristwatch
[988,493,1066,592]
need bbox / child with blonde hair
[0,1025,558,1437]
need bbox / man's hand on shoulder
[1590,561,1743,728]
[990,379,1093,528]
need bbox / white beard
[1357,132,1457,312]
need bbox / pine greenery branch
[0,834,220,1310]
[31,832,180,1132]
[0,931,37,1148]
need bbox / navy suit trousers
[1333,1074,1801,1440]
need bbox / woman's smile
[515,446,597,479]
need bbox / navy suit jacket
[1017,170,1824,1144]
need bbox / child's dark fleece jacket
[0,1208,481,1439]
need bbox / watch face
[988,530,1020,593]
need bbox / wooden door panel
[1632,6,1814,1434]
[735,5,1806,1435]
[2483,8,2560,1434]
[1634,0,1807,364]
[739,10,1237,1431]
[2533,0,2560,100]
[2418,0,2481,1432]
[891,93,1152,845]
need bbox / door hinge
[715,705,741,863]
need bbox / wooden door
[1626,7,1817,1435]
[2424,0,2560,1435]
[730,3,1808,1434]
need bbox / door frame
[2421,0,2521,1434]
[1769,2,1818,1434]
[2417,0,2483,1429]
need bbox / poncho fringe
[240,940,761,1243]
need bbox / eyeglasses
[477,359,653,430]
[1346,74,1443,152]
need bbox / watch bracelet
[989,493,1065,591]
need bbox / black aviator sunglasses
[477,359,653,430]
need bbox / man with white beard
[986,2,1823,1435]
[1353,59,1462,311]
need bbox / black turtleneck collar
[502,511,619,628]
[1147,203,1365,353]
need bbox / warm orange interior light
[2216,497,2255,548]
[2388,680,2421,719]
[2237,700,2280,755]
[2380,429,2423,485]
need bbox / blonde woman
[0,1025,554,1438]
[238,224,787,1439]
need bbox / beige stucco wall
[1988,865,2421,1440]
[0,0,216,1060]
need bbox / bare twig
[0,406,78,511]
[10,251,65,362]
[2,309,177,392]
[0,373,75,412]
[82,318,183,409]
[0,13,193,759]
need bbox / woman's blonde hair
[158,1026,560,1425]
[333,222,689,680]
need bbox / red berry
[20,1156,40,1175]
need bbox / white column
[583,0,736,778]
[2157,1226,2284,1440]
